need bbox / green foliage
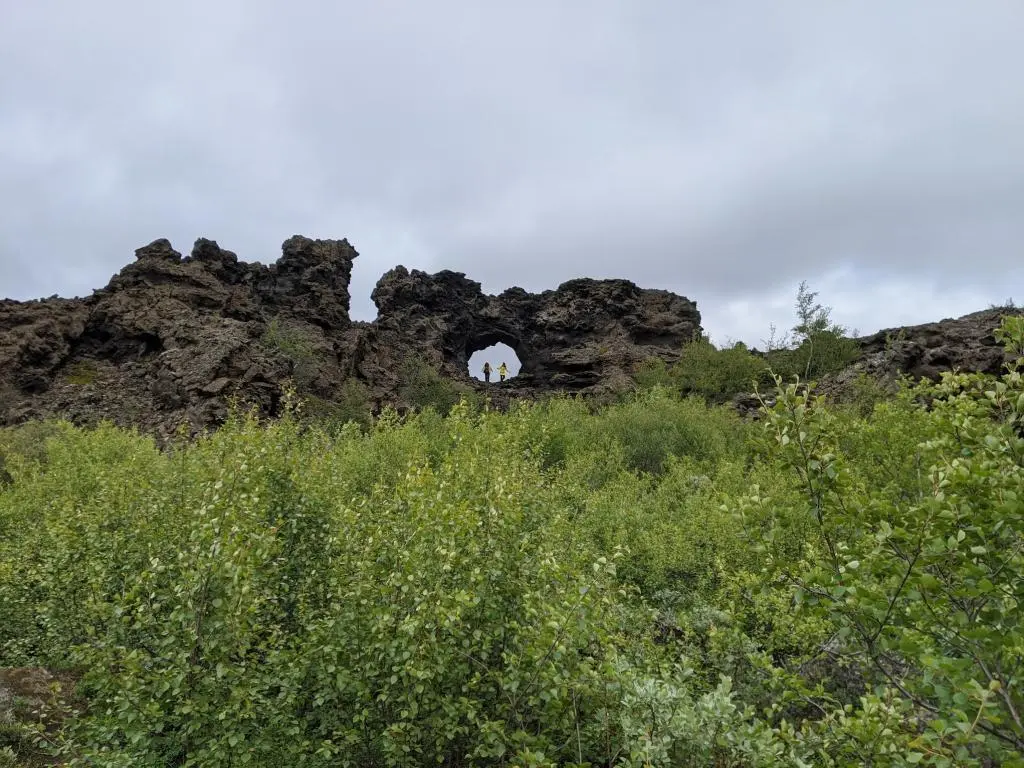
[333,377,375,429]
[63,360,100,386]
[261,316,321,389]
[671,338,772,403]
[0,712,33,762]
[634,338,771,403]
[770,281,860,381]
[261,316,315,360]
[0,420,65,486]
[396,356,471,416]
[842,372,898,417]
[616,670,798,767]
[6,420,69,463]
[631,356,673,390]
[590,389,747,475]
[1,317,1023,766]
[634,282,858,403]
[301,378,375,431]
[767,330,860,383]
[743,313,1024,764]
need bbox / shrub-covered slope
[0,316,1022,766]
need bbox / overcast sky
[2,1,1022,347]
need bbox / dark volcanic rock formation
[805,306,1024,407]
[6,234,1014,438]
[855,308,1023,380]
[358,268,700,396]
[0,236,702,437]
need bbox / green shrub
[638,282,859,403]
[0,717,32,759]
[671,338,772,402]
[744,314,1024,763]
[632,357,674,390]
[767,330,860,382]
[63,360,100,386]
[0,420,66,486]
[766,281,860,381]
[839,371,901,418]
[2,321,1022,765]
[591,388,747,475]
[396,356,467,416]
[333,378,374,429]
[261,317,321,389]
[300,378,375,431]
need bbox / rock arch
[1,235,704,435]
[463,328,530,379]
[2,234,1020,438]
[365,266,701,393]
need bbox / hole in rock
[469,343,521,383]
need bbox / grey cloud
[1,0,1022,343]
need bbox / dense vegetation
[0,315,1022,767]
[635,282,860,404]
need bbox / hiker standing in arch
[498,362,508,382]
[482,361,491,383]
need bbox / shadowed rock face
[0,236,702,437]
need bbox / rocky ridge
[2,235,1019,439]
[728,306,1024,418]
[1,236,701,437]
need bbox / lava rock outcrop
[855,308,1022,380]
[804,306,1024,407]
[5,234,1015,439]
[1,236,702,436]
[356,267,701,396]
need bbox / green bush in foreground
[0,317,1021,766]
[744,314,1024,764]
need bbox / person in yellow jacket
[498,362,508,382]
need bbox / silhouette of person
[482,361,491,383]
